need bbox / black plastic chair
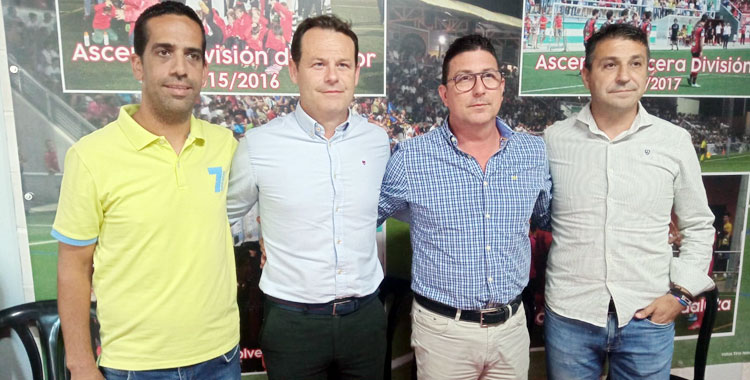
[670,287,719,380]
[0,300,99,380]
[379,276,415,380]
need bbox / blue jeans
[545,308,674,380]
[101,345,240,380]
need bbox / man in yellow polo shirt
[52,2,240,379]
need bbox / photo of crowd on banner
[55,0,385,93]
[81,0,317,74]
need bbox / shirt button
[483,181,489,186]
[485,213,490,218]
[336,207,340,213]
[485,245,491,251]
[337,269,343,274]
[488,277,493,283]
[316,126,322,132]
[337,240,342,245]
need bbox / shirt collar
[576,101,653,140]
[118,104,205,151]
[440,116,513,150]
[294,104,351,139]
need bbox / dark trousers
[260,296,387,380]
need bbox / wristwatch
[669,287,692,307]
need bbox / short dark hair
[441,34,499,84]
[584,23,650,70]
[291,15,358,65]
[133,1,206,59]
[644,11,652,20]
[592,9,599,17]
[606,10,613,20]
[621,9,629,17]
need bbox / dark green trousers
[260,296,387,380]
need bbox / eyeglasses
[448,70,504,93]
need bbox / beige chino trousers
[411,300,529,380]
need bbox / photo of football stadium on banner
[519,0,750,97]
[55,0,386,95]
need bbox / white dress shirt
[544,103,715,327]
[227,105,390,303]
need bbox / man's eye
[456,75,473,83]
[481,72,499,80]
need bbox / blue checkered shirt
[378,117,551,310]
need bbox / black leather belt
[414,293,522,326]
[266,291,378,316]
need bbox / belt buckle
[332,299,352,315]
[479,305,512,327]
[479,308,499,327]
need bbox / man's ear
[438,84,449,108]
[131,54,144,82]
[288,59,299,84]
[581,65,591,90]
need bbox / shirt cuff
[670,259,715,297]
[51,229,98,246]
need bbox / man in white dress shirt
[226,14,390,380]
[543,23,715,380]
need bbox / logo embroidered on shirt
[645,149,651,155]
[511,175,518,180]
[362,160,366,165]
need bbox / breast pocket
[494,164,546,233]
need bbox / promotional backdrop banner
[519,1,750,97]
[4,0,750,378]
[55,0,386,95]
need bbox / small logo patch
[208,167,223,192]
[645,149,651,155]
[362,160,366,165]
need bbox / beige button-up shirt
[544,103,715,327]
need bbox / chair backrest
[670,287,719,380]
[0,300,99,380]
[692,287,719,380]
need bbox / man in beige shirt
[543,23,715,380]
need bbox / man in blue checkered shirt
[378,34,551,380]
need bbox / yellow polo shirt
[52,105,239,370]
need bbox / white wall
[0,2,36,377]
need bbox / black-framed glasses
[448,70,504,93]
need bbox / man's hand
[257,216,266,269]
[668,221,683,246]
[634,294,686,324]
[68,364,105,380]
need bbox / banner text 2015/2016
[206,71,280,91]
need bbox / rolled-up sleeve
[377,144,409,226]
[670,131,715,296]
